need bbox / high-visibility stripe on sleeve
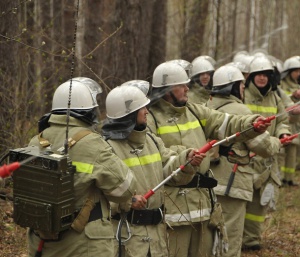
[72,161,94,174]
[109,171,134,197]
[123,153,161,167]
[157,119,204,135]
[245,104,277,114]
[245,213,265,222]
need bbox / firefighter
[101,81,205,257]
[188,56,215,104]
[206,65,282,257]
[279,56,300,186]
[147,61,271,257]
[242,56,291,250]
[27,77,139,257]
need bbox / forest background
[0,0,299,154]
[0,1,300,256]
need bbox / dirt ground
[1,174,300,257]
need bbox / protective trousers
[243,189,268,248]
[28,225,115,257]
[167,220,214,257]
[112,221,168,257]
[280,144,297,181]
[217,195,247,257]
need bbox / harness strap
[38,129,92,149]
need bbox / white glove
[212,228,229,256]
[260,182,276,211]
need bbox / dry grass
[242,172,300,257]
[0,174,300,257]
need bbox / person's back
[27,78,137,257]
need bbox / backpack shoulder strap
[38,129,93,149]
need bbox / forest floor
[0,174,300,257]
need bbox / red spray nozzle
[0,162,21,178]
[252,115,276,130]
[280,134,299,144]
[194,140,218,155]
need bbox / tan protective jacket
[28,114,137,257]
[188,82,211,104]
[280,78,300,143]
[244,82,291,188]
[147,98,263,225]
[281,75,300,103]
[206,95,281,201]
[107,129,196,256]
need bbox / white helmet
[120,80,150,96]
[226,62,249,74]
[167,59,192,77]
[213,65,244,87]
[106,85,150,119]
[282,56,300,72]
[249,56,274,74]
[52,77,102,111]
[233,51,249,62]
[152,62,190,88]
[191,57,215,77]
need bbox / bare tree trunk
[75,0,85,74]
[181,0,209,61]
[215,0,221,61]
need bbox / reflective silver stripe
[163,155,177,170]
[218,113,230,139]
[165,208,211,222]
[109,171,134,197]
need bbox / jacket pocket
[85,219,114,239]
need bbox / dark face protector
[211,83,233,97]
[230,81,243,100]
[39,108,100,133]
[273,67,281,86]
[149,86,172,106]
[101,111,138,140]
[52,108,99,124]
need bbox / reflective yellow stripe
[245,104,277,114]
[200,119,206,126]
[245,213,265,222]
[284,90,292,96]
[123,153,161,167]
[72,161,94,174]
[157,120,203,135]
[281,166,295,174]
